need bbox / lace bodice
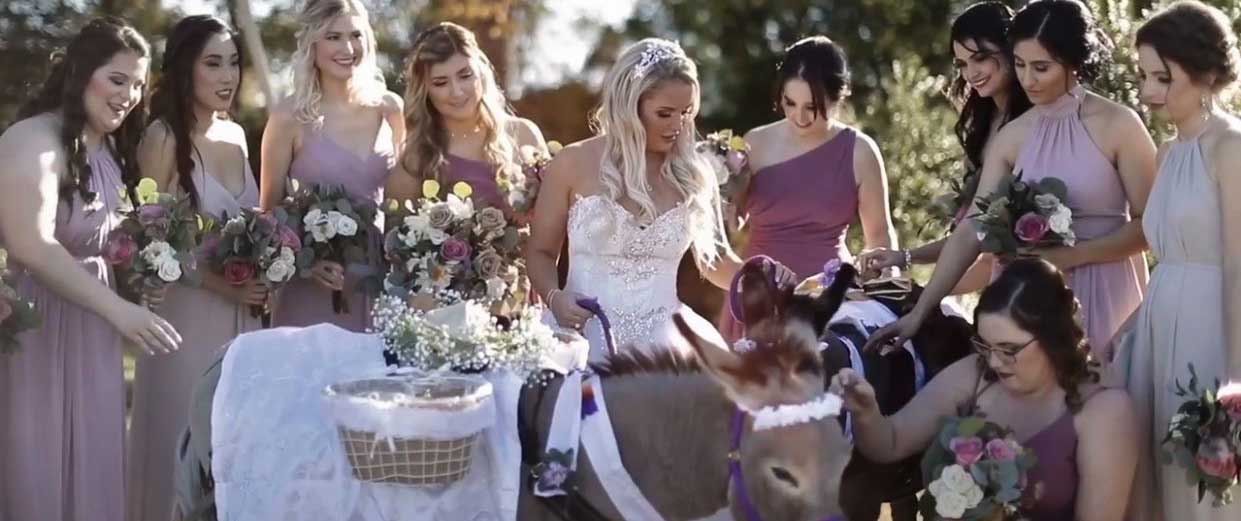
[563,194,695,360]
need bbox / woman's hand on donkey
[831,368,879,417]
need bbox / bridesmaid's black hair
[17,17,151,204]
[974,257,1098,413]
[1135,0,1240,93]
[148,15,243,209]
[771,36,850,119]
[950,2,1032,170]
[1009,0,1112,84]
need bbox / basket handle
[575,297,617,358]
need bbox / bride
[526,39,794,360]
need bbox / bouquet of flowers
[970,172,1076,257]
[283,183,377,314]
[695,129,751,205]
[382,180,525,313]
[501,140,562,216]
[1163,364,1241,506]
[103,178,203,307]
[920,416,1038,520]
[201,208,302,317]
[0,248,41,353]
[371,295,560,383]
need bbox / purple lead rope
[575,297,617,358]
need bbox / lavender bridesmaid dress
[126,160,261,520]
[718,128,859,340]
[0,146,127,521]
[444,153,509,212]
[1011,86,1148,351]
[271,120,394,332]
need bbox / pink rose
[1014,212,1050,243]
[278,226,302,251]
[725,149,748,174]
[103,231,137,266]
[985,438,1018,462]
[1218,383,1241,423]
[1196,437,1239,480]
[0,298,12,323]
[949,436,985,467]
[440,237,471,262]
[222,259,257,286]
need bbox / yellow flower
[547,140,564,155]
[136,177,160,204]
[728,135,748,152]
[422,179,441,199]
[383,198,400,214]
[453,181,473,199]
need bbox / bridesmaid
[835,258,1137,521]
[867,0,1156,355]
[717,35,897,341]
[1119,2,1241,520]
[126,16,263,521]
[858,1,1032,293]
[0,18,180,521]
[387,21,547,211]
[261,0,404,331]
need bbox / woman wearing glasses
[833,257,1138,521]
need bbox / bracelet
[545,288,562,306]
[902,249,913,270]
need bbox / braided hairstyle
[974,257,1098,412]
[17,17,150,204]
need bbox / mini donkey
[517,260,859,521]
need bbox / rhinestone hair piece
[633,42,681,79]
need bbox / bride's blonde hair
[591,38,727,266]
[288,0,387,126]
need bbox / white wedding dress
[559,193,702,362]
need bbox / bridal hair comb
[633,41,681,79]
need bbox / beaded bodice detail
[564,193,692,358]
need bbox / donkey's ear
[810,263,858,335]
[672,311,759,405]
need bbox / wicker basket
[323,374,494,487]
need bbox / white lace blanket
[211,324,522,521]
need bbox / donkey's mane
[590,348,703,377]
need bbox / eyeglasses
[970,335,1036,366]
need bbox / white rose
[446,194,474,220]
[940,464,976,494]
[302,208,322,227]
[1048,205,1073,235]
[141,241,174,264]
[279,246,295,264]
[934,489,969,519]
[156,257,182,282]
[334,213,358,236]
[519,144,538,164]
[485,277,507,300]
[428,228,448,245]
[1034,193,1061,211]
[266,259,295,283]
[404,214,430,236]
[304,209,337,242]
[960,480,984,509]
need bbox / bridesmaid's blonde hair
[288,0,386,126]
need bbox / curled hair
[590,38,727,266]
[18,17,150,204]
[148,15,241,209]
[400,22,518,185]
[1135,0,1240,93]
[949,2,1032,170]
[771,36,851,119]
[974,258,1098,412]
[1010,0,1113,84]
[288,0,386,127]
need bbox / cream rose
[266,259,295,283]
[156,257,183,282]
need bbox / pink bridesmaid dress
[1011,85,1148,352]
[271,120,394,332]
[0,146,127,521]
[126,160,262,520]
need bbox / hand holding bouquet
[1163,364,1241,506]
[970,172,1076,258]
[201,208,301,317]
[283,183,377,314]
[0,248,41,353]
[103,178,203,308]
[920,416,1038,520]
